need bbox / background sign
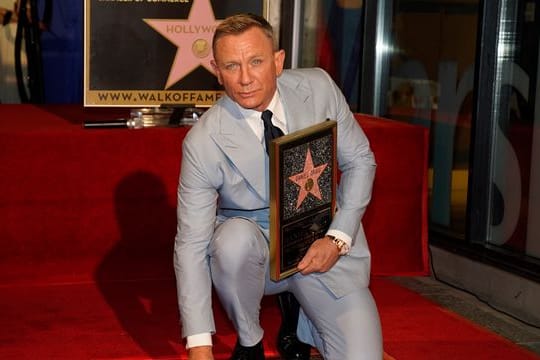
[84,0,263,106]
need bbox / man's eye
[224,63,238,71]
[251,59,262,66]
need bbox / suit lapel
[278,72,314,133]
[209,99,268,200]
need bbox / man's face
[212,27,285,112]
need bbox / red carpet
[0,105,534,358]
[1,277,538,359]
[373,279,540,360]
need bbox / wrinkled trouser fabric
[209,217,382,359]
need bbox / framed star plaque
[84,0,268,107]
[269,120,337,281]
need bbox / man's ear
[274,50,286,76]
[211,60,223,85]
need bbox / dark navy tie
[261,109,284,155]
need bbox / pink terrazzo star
[288,147,328,209]
[144,0,221,89]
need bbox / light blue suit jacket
[174,68,376,338]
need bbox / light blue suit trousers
[208,217,382,359]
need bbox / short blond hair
[212,13,276,54]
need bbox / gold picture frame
[269,120,337,281]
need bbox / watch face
[330,237,349,255]
[332,238,343,249]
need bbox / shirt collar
[235,91,287,140]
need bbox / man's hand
[188,345,214,360]
[297,236,340,275]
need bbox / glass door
[361,0,481,239]
[487,0,540,260]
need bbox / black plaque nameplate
[269,120,337,281]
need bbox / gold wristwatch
[327,235,350,255]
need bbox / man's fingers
[297,251,314,271]
[298,243,340,275]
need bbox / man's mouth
[238,89,258,98]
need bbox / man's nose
[239,66,252,85]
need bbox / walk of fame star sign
[84,0,264,107]
[268,120,337,281]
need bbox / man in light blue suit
[174,13,382,360]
